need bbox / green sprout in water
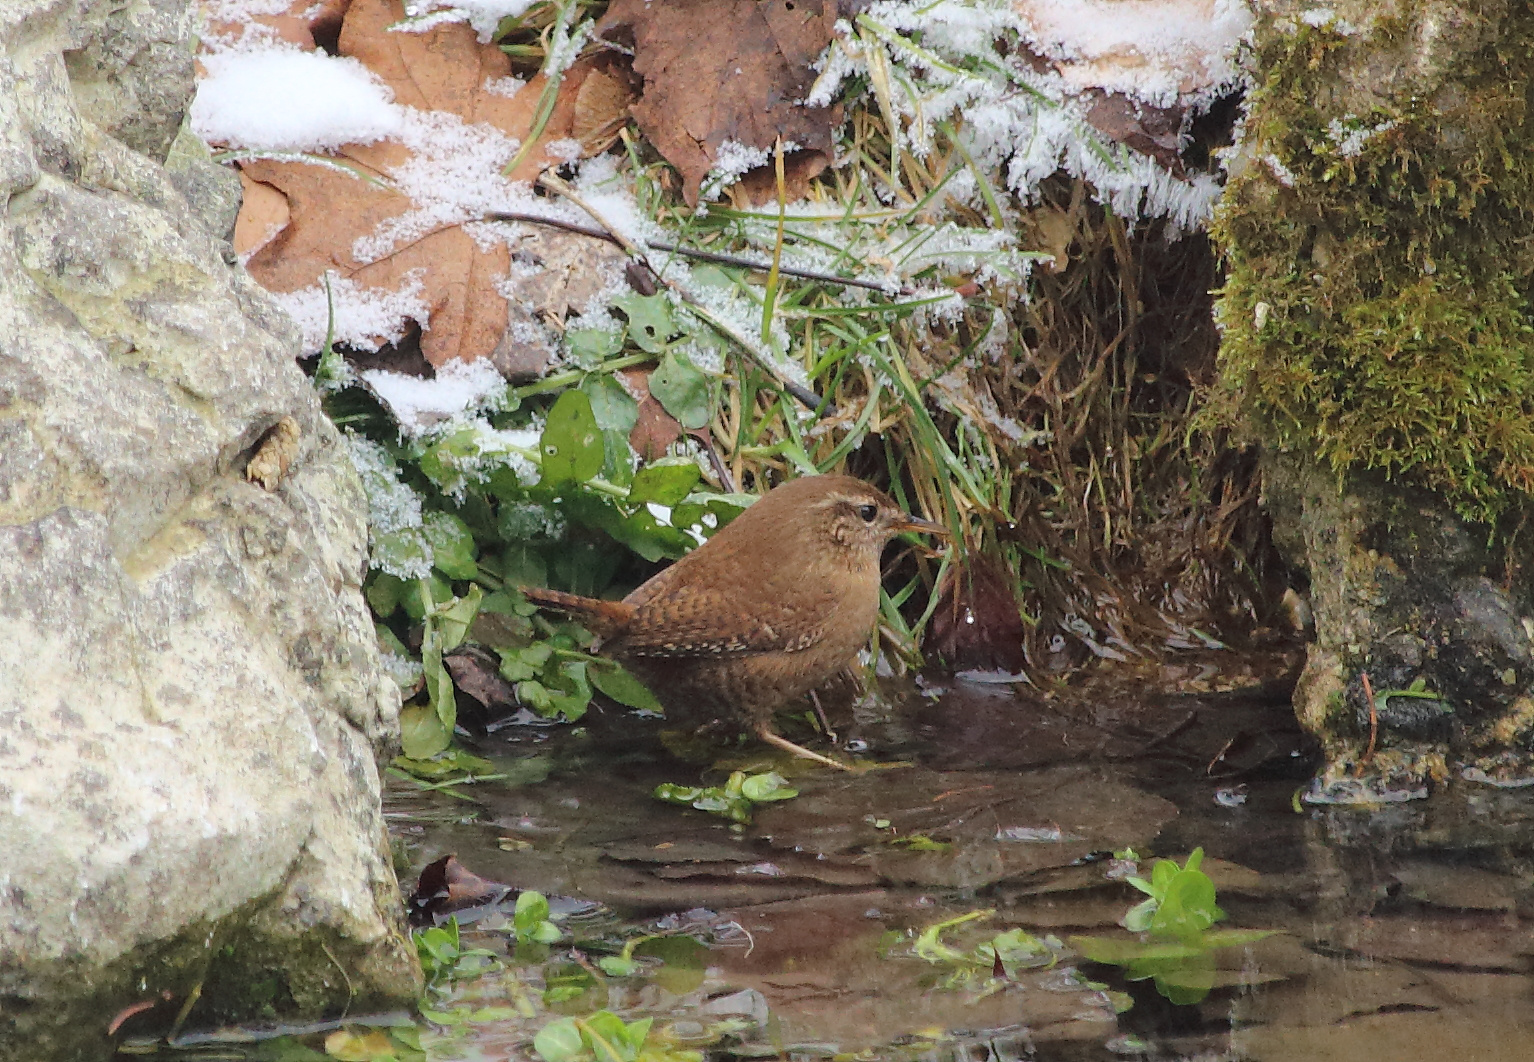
[533,1011,703,1062]
[515,890,565,948]
[902,909,1060,992]
[1070,847,1274,1005]
[653,770,798,824]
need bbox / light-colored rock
[0,0,418,1055]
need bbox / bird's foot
[755,726,853,771]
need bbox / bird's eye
[857,503,878,523]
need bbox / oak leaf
[226,0,629,369]
[597,0,841,206]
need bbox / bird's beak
[895,515,949,536]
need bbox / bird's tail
[520,587,635,637]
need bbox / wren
[522,475,945,769]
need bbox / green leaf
[1151,871,1224,939]
[648,351,711,430]
[515,889,551,932]
[499,543,550,590]
[418,427,483,488]
[566,327,625,368]
[1123,897,1157,933]
[433,585,484,652]
[613,293,676,352]
[366,572,405,617]
[541,390,606,485]
[582,372,639,433]
[596,955,641,977]
[589,662,664,712]
[583,1011,637,1062]
[422,623,457,731]
[393,747,494,779]
[401,573,453,621]
[373,526,433,578]
[423,511,479,580]
[610,507,695,563]
[400,702,452,760]
[253,1037,332,1062]
[374,622,411,660]
[627,458,702,506]
[653,783,704,805]
[466,1005,521,1023]
[739,772,798,802]
[533,1017,585,1062]
[620,1017,652,1055]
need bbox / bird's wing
[609,579,845,658]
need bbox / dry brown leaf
[230,0,615,369]
[620,368,684,460]
[1083,92,1186,174]
[598,0,841,206]
[233,172,289,260]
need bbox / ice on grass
[192,47,404,152]
[361,358,509,437]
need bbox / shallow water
[122,655,1534,1061]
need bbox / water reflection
[120,656,1534,1061]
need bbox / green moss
[1211,7,1534,523]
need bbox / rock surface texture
[0,0,418,1055]
[1214,0,1534,794]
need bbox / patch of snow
[484,75,527,98]
[191,47,404,152]
[1013,0,1254,107]
[1262,152,1296,187]
[361,358,509,437]
[202,0,293,19]
[545,137,584,162]
[400,0,541,43]
[1326,116,1397,158]
[271,271,430,354]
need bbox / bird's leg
[808,690,837,744]
[755,725,853,771]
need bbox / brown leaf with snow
[597,0,841,206]
[224,0,630,369]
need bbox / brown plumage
[522,475,945,769]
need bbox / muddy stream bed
[123,654,1534,1061]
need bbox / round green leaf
[648,351,712,430]
[400,703,451,760]
[740,772,799,802]
[423,511,478,580]
[533,1017,585,1062]
[590,663,664,712]
[566,327,625,368]
[628,458,702,506]
[581,373,639,433]
[365,572,405,617]
[372,526,432,579]
[613,293,676,352]
[540,390,605,484]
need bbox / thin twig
[1359,671,1379,773]
[528,174,831,414]
[480,211,903,293]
